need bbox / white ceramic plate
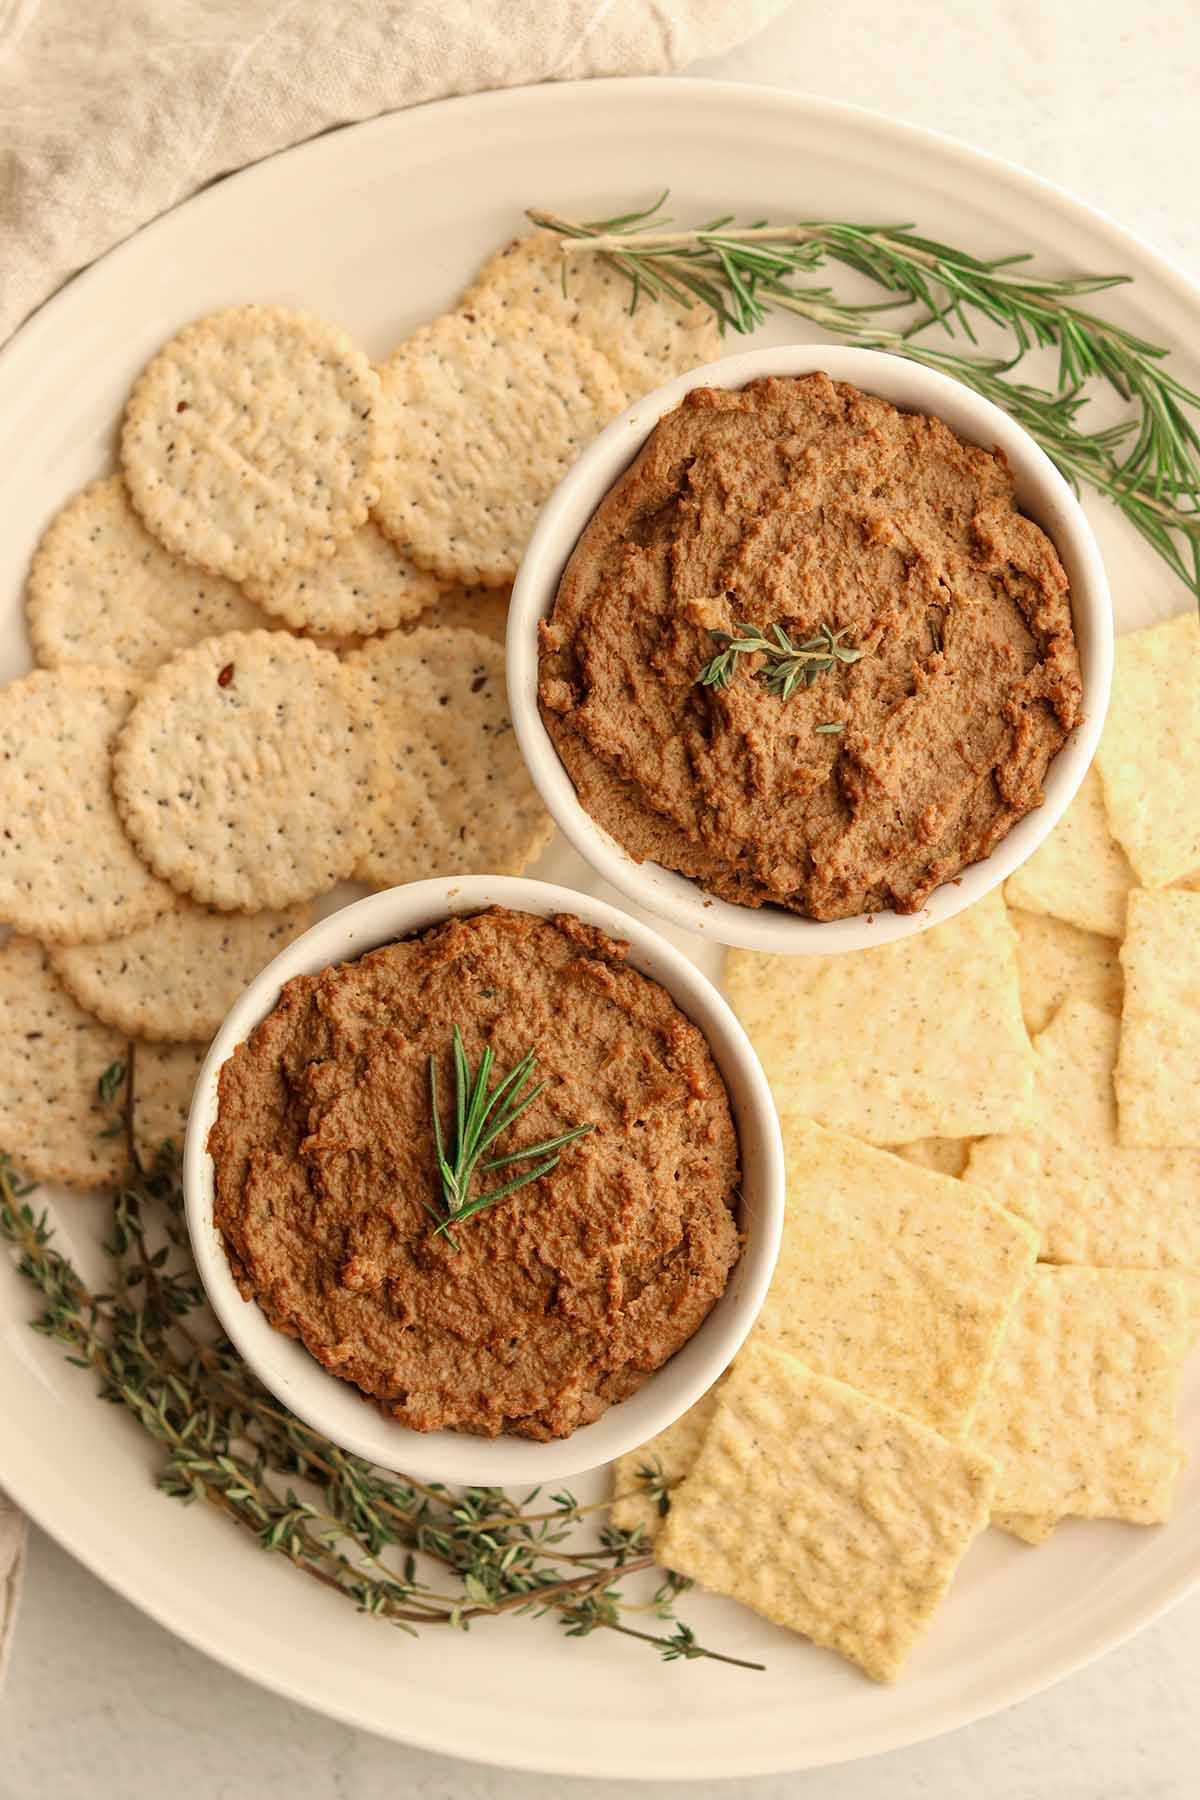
[0,78,1196,1779]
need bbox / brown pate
[208,907,741,1439]
[538,373,1083,919]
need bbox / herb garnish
[427,1026,593,1246]
[0,1072,759,1672]
[698,619,865,701]
[530,196,1200,605]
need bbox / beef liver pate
[538,373,1083,918]
[208,907,741,1439]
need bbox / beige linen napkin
[0,0,791,1679]
[0,0,791,342]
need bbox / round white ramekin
[183,875,784,1485]
[507,343,1114,954]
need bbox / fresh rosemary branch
[0,1124,760,1671]
[529,196,1200,602]
[427,1026,594,1245]
[698,618,865,701]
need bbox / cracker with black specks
[0,935,128,1188]
[242,519,440,637]
[50,900,312,1042]
[26,476,273,673]
[121,306,382,584]
[346,626,552,886]
[373,309,625,588]
[112,630,383,912]
[0,666,176,944]
[132,1040,207,1173]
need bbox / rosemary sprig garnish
[698,618,864,701]
[426,1026,594,1245]
[529,196,1200,603]
[0,1075,759,1673]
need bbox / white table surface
[4,1,1200,1793]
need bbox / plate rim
[2,72,1199,1778]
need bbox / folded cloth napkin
[0,0,790,1680]
[0,0,791,342]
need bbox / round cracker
[242,518,440,637]
[0,667,177,945]
[25,476,273,674]
[121,305,382,584]
[422,581,511,645]
[0,935,128,1189]
[50,900,313,1042]
[112,630,384,912]
[373,309,624,588]
[345,626,552,886]
[460,232,722,401]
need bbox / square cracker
[656,1344,997,1683]
[1009,906,1123,1036]
[1116,889,1200,1148]
[753,1117,1036,1439]
[1094,611,1200,888]
[609,1389,720,1546]
[971,1265,1198,1519]
[887,1137,971,1178]
[967,999,1200,1269]
[1004,766,1134,937]
[724,891,1033,1144]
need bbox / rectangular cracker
[753,1117,1036,1439]
[725,891,1033,1143]
[132,1040,206,1172]
[966,999,1200,1269]
[1009,906,1123,1036]
[971,1265,1198,1519]
[610,1389,720,1546]
[1116,889,1200,1148]
[1004,765,1134,937]
[656,1344,997,1683]
[1094,611,1200,888]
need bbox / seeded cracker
[610,1388,721,1547]
[725,891,1033,1143]
[460,231,721,402]
[50,901,312,1042]
[970,1265,1199,1520]
[345,627,552,886]
[0,667,176,944]
[241,519,440,637]
[373,309,625,588]
[656,1344,997,1682]
[112,631,382,912]
[132,1040,207,1172]
[887,1138,971,1178]
[1094,611,1200,888]
[1116,888,1200,1148]
[120,306,382,585]
[1009,906,1123,1035]
[967,999,1200,1269]
[752,1117,1036,1439]
[25,476,273,673]
[0,936,128,1188]
[423,582,511,645]
[1004,766,1134,938]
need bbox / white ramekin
[507,344,1114,953]
[183,876,784,1485]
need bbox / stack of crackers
[616,609,1200,1682]
[0,242,718,1184]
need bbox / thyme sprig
[699,619,865,700]
[426,1026,594,1245]
[0,1098,759,1671]
[529,196,1200,602]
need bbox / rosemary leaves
[530,196,1200,604]
[698,619,865,701]
[427,1025,594,1245]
